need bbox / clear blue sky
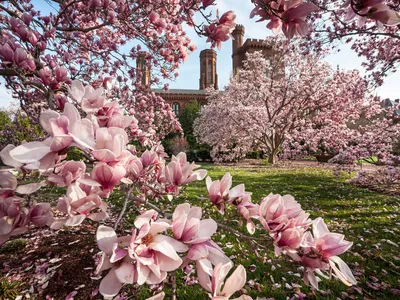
[0,0,398,108]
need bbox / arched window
[172,103,180,116]
[207,60,213,83]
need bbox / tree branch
[114,186,135,229]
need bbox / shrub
[169,136,190,155]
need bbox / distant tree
[0,110,12,129]
[0,110,43,149]
[179,100,201,147]
[194,39,399,164]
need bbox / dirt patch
[0,224,103,299]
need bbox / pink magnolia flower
[199,261,250,300]
[127,156,144,180]
[96,101,133,128]
[172,203,217,244]
[204,23,232,50]
[91,162,126,191]
[0,171,44,197]
[47,161,86,187]
[204,11,236,49]
[164,153,207,195]
[300,218,356,289]
[67,80,106,113]
[367,3,400,26]
[104,210,187,287]
[9,103,95,171]
[219,10,236,28]
[0,171,17,199]
[234,194,259,235]
[0,44,14,64]
[96,225,133,298]
[28,202,54,226]
[202,0,215,9]
[344,0,400,27]
[205,173,232,213]
[0,196,29,245]
[53,183,108,228]
[92,127,130,163]
[274,226,305,256]
[258,193,310,235]
[186,240,230,289]
[141,150,158,168]
[281,2,319,38]
[206,173,248,214]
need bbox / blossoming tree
[0,0,235,143]
[194,39,398,163]
[248,0,400,84]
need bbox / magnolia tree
[0,81,357,298]
[0,0,236,143]
[249,0,400,85]
[194,40,398,163]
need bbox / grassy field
[168,164,400,299]
[1,164,399,299]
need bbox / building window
[207,60,213,83]
[172,103,180,116]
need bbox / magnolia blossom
[67,80,106,113]
[0,144,23,170]
[172,203,217,244]
[205,173,232,213]
[91,162,127,192]
[344,0,400,27]
[130,210,188,284]
[204,11,236,49]
[96,101,133,128]
[47,161,86,187]
[258,193,310,255]
[95,225,131,298]
[0,196,29,245]
[8,102,95,172]
[53,183,108,228]
[0,171,17,199]
[199,262,251,300]
[300,218,357,289]
[28,202,54,226]
[95,210,188,298]
[164,153,207,195]
[258,193,310,234]
[235,194,259,235]
[92,127,130,163]
[250,0,318,38]
[186,240,231,290]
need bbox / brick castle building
[138,25,273,116]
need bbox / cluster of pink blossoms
[206,173,357,290]
[249,0,399,40]
[0,78,358,297]
[0,80,207,245]
[344,0,400,27]
[204,11,237,49]
[250,0,319,38]
[95,204,238,298]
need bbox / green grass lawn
[166,164,400,299]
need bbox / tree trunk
[267,153,278,164]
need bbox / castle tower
[232,24,245,76]
[136,51,151,86]
[199,49,218,90]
